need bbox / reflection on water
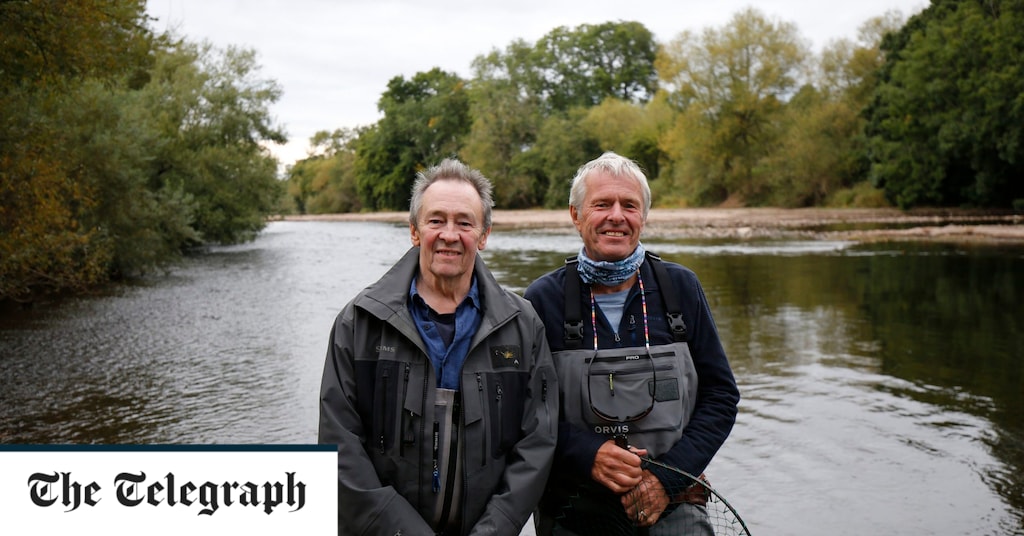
[1,221,1022,534]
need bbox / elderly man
[319,158,558,535]
[525,152,739,535]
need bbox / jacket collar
[355,247,519,332]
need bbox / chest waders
[557,252,698,458]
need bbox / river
[1,220,1021,535]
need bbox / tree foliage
[657,7,810,204]
[354,68,471,211]
[286,128,362,214]
[462,77,545,208]
[533,21,659,111]
[145,42,285,244]
[864,0,1024,208]
[4,2,999,299]
[471,21,658,115]
[1,0,155,298]
[456,20,658,208]
[756,13,905,207]
[1,0,286,301]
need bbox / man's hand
[621,470,669,527]
[590,440,647,493]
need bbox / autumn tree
[580,97,672,181]
[0,0,155,298]
[656,7,810,205]
[1,1,287,300]
[758,12,905,207]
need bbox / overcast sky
[145,0,927,169]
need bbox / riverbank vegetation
[286,2,1024,216]
[1,1,284,301]
[2,0,1022,302]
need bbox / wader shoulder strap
[562,253,688,348]
[646,252,688,342]
[563,256,585,349]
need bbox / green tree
[0,0,156,298]
[144,41,285,245]
[759,12,905,207]
[864,0,1024,208]
[53,77,201,277]
[466,41,547,207]
[355,68,471,210]
[759,86,866,206]
[287,128,362,214]
[534,21,659,111]
[465,21,658,206]
[656,7,810,205]
[532,110,602,207]
[462,78,545,208]
[1,1,287,300]
[818,11,906,105]
[0,0,153,86]
[580,97,670,180]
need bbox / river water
[1,220,1022,535]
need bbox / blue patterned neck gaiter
[576,242,646,286]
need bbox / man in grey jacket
[319,158,558,536]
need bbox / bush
[826,181,891,208]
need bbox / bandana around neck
[576,242,646,286]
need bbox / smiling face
[570,170,646,262]
[410,178,490,288]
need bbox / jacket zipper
[379,368,389,454]
[477,373,486,465]
[541,372,551,432]
[495,380,504,455]
[418,362,429,510]
[400,364,411,456]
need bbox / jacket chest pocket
[372,361,420,455]
[463,371,528,464]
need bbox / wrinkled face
[410,179,490,284]
[571,171,645,262]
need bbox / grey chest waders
[557,253,698,458]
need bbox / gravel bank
[282,207,1024,244]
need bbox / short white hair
[568,152,651,218]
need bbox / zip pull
[613,332,621,343]
[608,373,615,396]
[495,382,503,402]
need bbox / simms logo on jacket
[490,345,521,369]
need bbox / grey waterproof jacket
[319,247,558,536]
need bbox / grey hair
[568,151,651,218]
[408,158,495,230]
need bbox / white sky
[145,0,927,170]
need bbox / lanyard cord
[589,271,650,352]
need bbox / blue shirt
[409,276,483,390]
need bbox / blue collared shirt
[408,275,483,390]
